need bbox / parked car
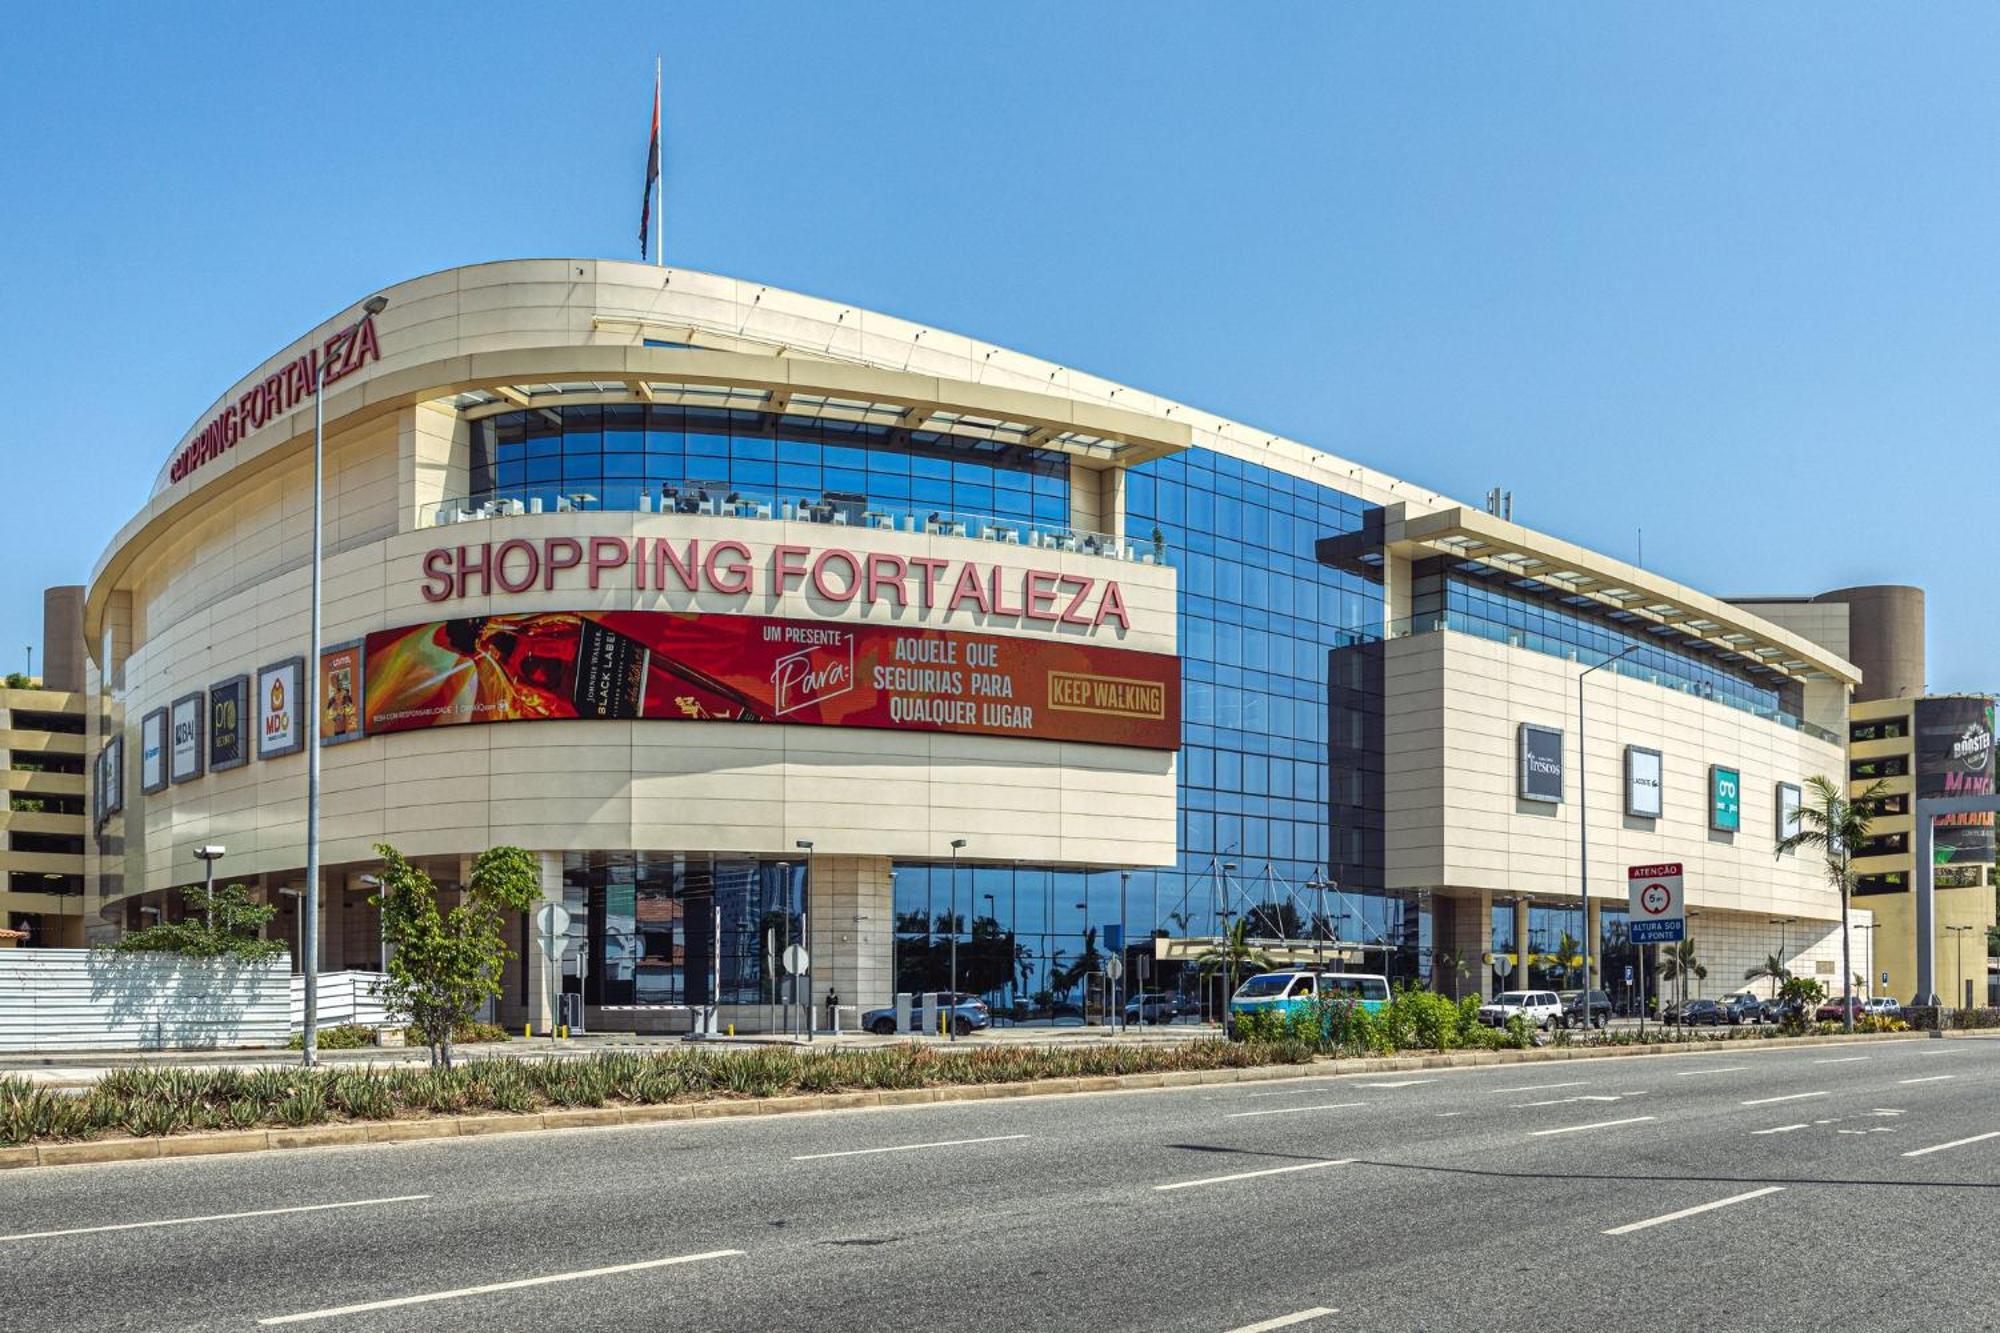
[1815,997,1867,1023]
[1863,996,1904,1017]
[1674,998,1727,1026]
[861,992,991,1036]
[1477,990,1563,1031]
[1123,992,1180,1024]
[1758,997,1800,1025]
[1228,971,1392,1026]
[1720,994,1766,1025]
[1557,989,1614,1029]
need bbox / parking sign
[1627,862,1686,944]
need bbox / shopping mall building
[77,258,1877,1031]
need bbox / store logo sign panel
[1519,723,1564,804]
[1709,764,1741,833]
[1625,746,1663,819]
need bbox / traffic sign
[1627,862,1685,944]
[1104,957,1125,982]
[782,944,810,976]
[535,904,572,959]
[1624,964,1634,984]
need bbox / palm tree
[1546,931,1584,988]
[1659,939,1707,1020]
[1776,775,1888,1034]
[1194,918,1273,1024]
[1434,949,1472,1001]
[1743,953,1791,1001]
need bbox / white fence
[0,949,291,1053]
[290,971,401,1030]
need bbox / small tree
[1434,949,1472,1001]
[1195,918,1273,1024]
[113,882,283,960]
[1776,775,1888,1033]
[1778,975,1827,1033]
[1660,939,1707,1018]
[373,842,541,1068]
[1743,953,1791,1001]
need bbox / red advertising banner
[362,611,1180,751]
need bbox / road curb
[0,1030,1950,1171]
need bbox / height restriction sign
[1627,862,1686,944]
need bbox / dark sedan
[1673,998,1727,1026]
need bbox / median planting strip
[0,1030,1957,1173]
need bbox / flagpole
[655,57,664,267]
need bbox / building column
[1431,890,1491,1001]
[522,851,564,1035]
[1513,898,1531,989]
[805,854,893,1025]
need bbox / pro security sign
[1627,862,1686,944]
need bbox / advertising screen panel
[169,692,205,783]
[1712,764,1744,824]
[1914,697,1995,867]
[362,610,1180,751]
[257,658,304,760]
[1709,765,1741,832]
[100,735,123,819]
[1518,723,1564,804]
[1777,781,1802,844]
[319,642,365,745]
[210,675,248,771]
[140,709,167,794]
[1625,746,1663,819]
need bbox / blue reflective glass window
[525,456,562,484]
[604,454,645,479]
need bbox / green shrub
[287,1023,378,1052]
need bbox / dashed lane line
[1227,1103,1368,1120]
[257,1250,745,1325]
[1528,1116,1656,1137]
[0,1195,431,1245]
[1902,1131,2000,1159]
[1602,1187,1784,1236]
[1155,1159,1354,1192]
[1741,1092,1827,1107]
[1224,1308,1340,1332]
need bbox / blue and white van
[1228,970,1391,1023]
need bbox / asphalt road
[4,1037,1997,1333]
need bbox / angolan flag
[640,68,660,259]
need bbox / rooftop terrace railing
[427,484,1168,566]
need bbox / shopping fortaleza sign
[167,315,383,485]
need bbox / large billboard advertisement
[1915,696,1996,868]
[169,692,205,783]
[362,610,1180,750]
[319,643,365,745]
[140,709,167,794]
[1625,746,1663,819]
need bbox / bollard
[728,1023,735,1036]
[522,1023,530,1039]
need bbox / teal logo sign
[1709,764,1741,833]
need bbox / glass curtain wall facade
[893,449,1401,1019]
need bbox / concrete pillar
[523,851,564,1035]
[1431,891,1491,1001]
[805,854,894,1022]
[1513,898,1531,989]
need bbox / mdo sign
[1627,862,1685,944]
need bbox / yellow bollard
[558,1025,568,1039]
[727,1023,735,1036]
[522,1024,530,1039]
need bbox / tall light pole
[1863,921,1881,1001]
[1118,870,1130,1033]
[948,839,967,1039]
[194,845,226,930]
[1577,643,1640,1015]
[302,293,388,1069]
[1221,862,1239,1031]
[1946,924,1976,1011]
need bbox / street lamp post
[193,845,226,930]
[1118,870,1129,1034]
[1220,862,1239,1031]
[302,293,389,1069]
[1577,643,1640,1020]
[776,861,792,1037]
[982,891,997,1021]
[1946,924,1976,1012]
[948,839,967,1040]
[1863,921,1881,1002]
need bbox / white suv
[1478,990,1563,1030]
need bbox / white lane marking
[1355,1079,1434,1088]
[1514,1093,1646,1107]
[1675,1066,1750,1077]
[1902,1131,2000,1159]
[1751,1124,1810,1135]
[1225,1309,1340,1333]
[1528,1116,1656,1137]
[1741,1092,1827,1106]
[1228,1102,1368,1119]
[1155,1159,1354,1192]
[1815,1057,1869,1065]
[791,1134,1028,1161]
[1899,1075,1957,1085]
[0,1195,431,1244]
[257,1250,744,1325]
[1873,1109,1907,1117]
[1602,1186,1784,1236]
[1485,1081,1590,1094]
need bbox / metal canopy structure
[1911,794,2000,1006]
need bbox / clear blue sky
[2,3,1994,689]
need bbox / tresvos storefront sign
[417,535,1135,631]
[361,610,1179,750]
[167,315,383,484]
